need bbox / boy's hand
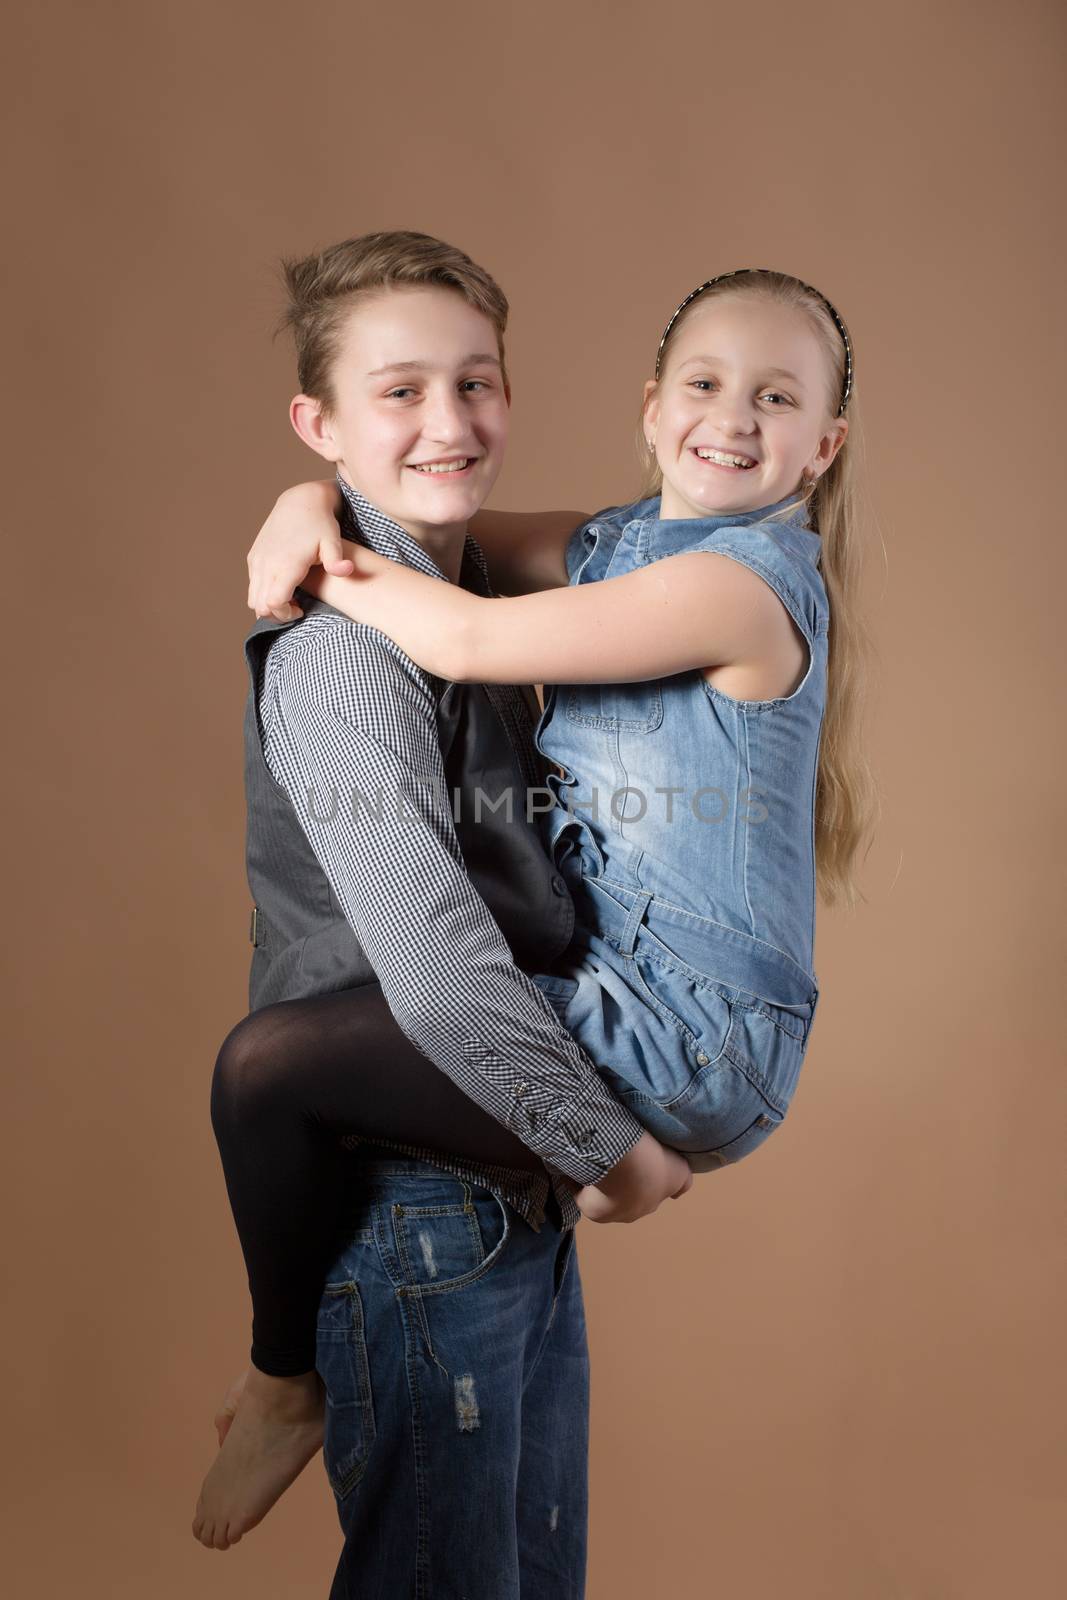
[247,479,354,622]
[573,1131,693,1224]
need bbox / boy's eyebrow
[367,354,502,376]
[677,355,805,387]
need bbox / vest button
[695,1051,710,1066]
[551,874,568,896]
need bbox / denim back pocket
[316,1278,376,1500]
[686,1099,785,1172]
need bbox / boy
[195,231,676,1595]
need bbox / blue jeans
[315,1147,589,1598]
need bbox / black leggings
[210,983,550,1376]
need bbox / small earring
[647,436,657,457]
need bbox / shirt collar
[335,473,492,595]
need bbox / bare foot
[213,1367,248,1447]
[191,1366,325,1550]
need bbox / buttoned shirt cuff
[516,1075,647,1186]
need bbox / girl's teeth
[414,459,471,474]
[695,449,756,469]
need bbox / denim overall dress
[529,491,828,1172]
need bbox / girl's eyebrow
[367,354,502,376]
[676,354,805,387]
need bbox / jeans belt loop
[617,888,654,957]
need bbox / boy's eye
[385,380,492,399]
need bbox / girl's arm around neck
[248,479,584,614]
[305,541,787,686]
[466,508,587,595]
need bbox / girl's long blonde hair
[644,272,879,909]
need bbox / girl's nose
[709,400,757,436]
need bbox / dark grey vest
[243,593,577,1012]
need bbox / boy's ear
[289,394,343,463]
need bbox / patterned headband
[654,268,854,416]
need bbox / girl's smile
[688,445,760,472]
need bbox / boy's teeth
[413,459,471,474]
[695,448,756,468]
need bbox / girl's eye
[688,379,792,406]
[386,387,417,400]
[460,379,491,392]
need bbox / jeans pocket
[316,1279,376,1500]
[725,1001,809,1114]
[625,946,734,1060]
[554,1226,576,1301]
[389,1179,511,1296]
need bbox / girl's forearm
[278,477,341,515]
[309,547,482,682]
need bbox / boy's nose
[423,395,470,444]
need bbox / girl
[199,267,875,1548]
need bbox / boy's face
[293,285,511,542]
[643,295,847,519]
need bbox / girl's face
[293,285,510,542]
[642,295,848,520]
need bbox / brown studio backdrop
[2,2,1062,1595]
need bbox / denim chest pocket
[564,680,664,733]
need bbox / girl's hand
[573,1131,693,1224]
[247,479,354,623]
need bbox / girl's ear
[812,416,848,474]
[289,394,343,463]
[641,377,661,441]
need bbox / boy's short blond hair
[276,229,509,420]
